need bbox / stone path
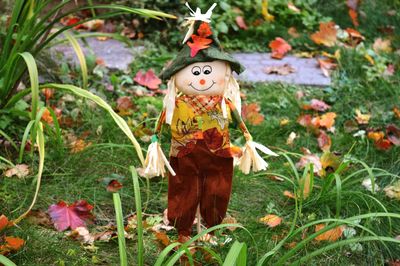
[52,37,330,86]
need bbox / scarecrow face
[175,60,228,96]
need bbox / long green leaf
[19,52,39,120]
[131,166,144,266]
[19,120,35,163]
[64,32,88,90]
[223,241,247,266]
[0,254,17,266]
[41,83,145,165]
[113,193,128,266]
[14,121,45,224]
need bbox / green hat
[160,20,245,80]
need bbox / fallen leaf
[264,64,296,75]
[286,132,297,145]
[134,69,162,90]
[364,54,375,65]
[26,210,53,227]
[222,215,239,231]
[285,241,297,249]
[343,120,359,133]
[48,200,95,231]
[319,112,337,129]
[317,130,331,151]
[297,114,313,128]
[355,109,371,125]
[283,190,296,199]
[70,139,92,153]
[311,22,337,47]
[310,99,331,112]
[287,2,300,13]
[43,88,54,102]
[296,151,322,175]
[299,173,312,199]
[367,131,384,142]
[269,175,284,182]
[4,164,29,178]
[41,107,62,124]
[235,16,248,30]
[318,58,337,77]
[67,226,95,245]
[280,118,290,126]
[384,181,400,200]
[288,27,300,38]
[375,138,392,151]
[383,64,395,77]
[320,152,341,175]
[107,180,123,193]
[116,96,133,113]
[362,178,380,192]
[242,103,265,126]
[0,237,25,255]
[348,9,359,27]
[0,215,9,231]
[373,38,392,54]
[393,107,400,119]
[387,124,400,146]
[269,37,292,59]
[81,19,104,31]
[345,28,364,46]
[259,214,282,228]
[314,224,344,242]
[153,231,171,247]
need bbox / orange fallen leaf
[70,139,92,153]
[259,214,282,228]
[242,103,265,126]
[2,236,25,254]
[345,28,364,46]
[319,112,337,129]
[394,107,400,119]
[355,109,371,125]
[318,58,337,77]
[314,224,344,242]
[0,215,9,231]
[348,9,359,27]
[367,131,384,142]
[153,231,171,247]
[269,37,292,59]
[311,22,337,47]
[375,139,392,151]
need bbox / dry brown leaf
[384,181,400,200]
[283,190,296,199]
[264,64,296,75]
[259,214,282,228]
[269,175,284,182]
[4,164,29,178]
[318,58,337,77]
[314,224,344,242]
[222,215,239,231]
[311,22,337,47]
[299,173,312,199]
[70,139,92,153]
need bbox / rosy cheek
[218,78,225,86]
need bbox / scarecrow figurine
[141,3,277,242]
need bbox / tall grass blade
[18,120,35,163]
[13,121,45,224]
[113,193,128,266]
[0,156,15,167]
[131,166,144,266]
[64,32,88,90]
[0,129,18,151]
[223,241,247,266]
[42,83,145,165]
[0,254,17,266]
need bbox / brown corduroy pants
[167,140,234,237]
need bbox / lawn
[1,0,400,265]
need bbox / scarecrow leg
[196,204,202,234]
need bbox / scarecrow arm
[154,108,166,139]
[225,98,278,174]
[225,99,252,141]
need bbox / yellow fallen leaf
[314,224,344,242]
[259,214,282,228]
[367,131,385,142]
[355,109,371,125]
[262,0,275,21]
[364,54,375,65]
[319,112,337,129]
[280,118,290,126]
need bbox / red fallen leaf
[48,200,95,231]
[235,16,248,30]
[375,139,392,151]
[317,130,331,152]
[134,69,162,90]
[297,114,313,128]
[187,35,213,57]
[0,236,25,255]
[242,103,265,125]
[311,22,337,47]
[107,180,123,193]
[387,124,400,146]
[269,37,292,59]
[310,99,331,112]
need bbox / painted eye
[203,65,212,75]
[191,66,201,76]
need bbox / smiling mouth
[189,81,216,91]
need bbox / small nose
[199,79,206,85]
